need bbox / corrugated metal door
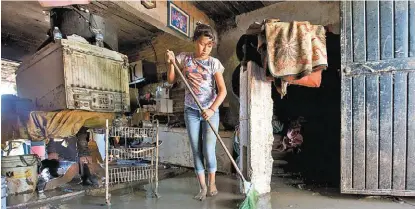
[341,1,415,196]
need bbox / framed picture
[167,1,190,37]
[141,0,156,9]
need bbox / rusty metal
[16,39,130,113]
[341,0,415,196]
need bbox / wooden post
[239,61,274,194]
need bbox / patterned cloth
[27,110,115,142]
[176,52,225,110]
[264,20,328,78]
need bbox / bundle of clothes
[233,116,305,164]
[236,19,328,98]
[272,116,305,153]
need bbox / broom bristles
[239,187,259,209]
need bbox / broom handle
[172,61,247,183]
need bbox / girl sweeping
[165,22,227,201]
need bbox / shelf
[104,121,159,195]
[109,147,155,160]
[109,126,157,138]
[108,164,154,184]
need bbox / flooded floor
[31,173,243,209]
[30,173,415,209]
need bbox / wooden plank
[341,189,415,196]
[352,1,367,62]
[344,58,415,76]
[235,1,251,14]
[394,1,409,58]
[193,2,215,18]
[392,72,408,190]
[409,1,415,57]
[365,75,379,189]
[261,1,277,7]
[225,2,244,14]
[211,1,235,17]
[341,76,353,192]
[379,74,393,189]
[407,72,415,190]
[342,1,353,63]
[352,75,366,190]
[365,1,380,61]
[380,1,394,60]
[247,1,264,12]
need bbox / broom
[171,58,258,209]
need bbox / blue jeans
[184,106,220,174]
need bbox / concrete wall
[115,1,214,42]
[217,1,340,126]
[158,127,234,174]
[121,1,222,116]
[239,62,274,194]
[128,33,201,73]
[126,32,200,114]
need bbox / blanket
[264,20,328,78]
[27,110,115,143]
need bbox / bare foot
[208,184,218,197]
[194,189,207,201]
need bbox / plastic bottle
[53,26,62,40]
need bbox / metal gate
[341,0,415,196]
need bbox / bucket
[1,177,6,209]
[1,155,39,195]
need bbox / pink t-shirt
[176,52,225,110]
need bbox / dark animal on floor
[40,159,60,178]
[81,163,99,186]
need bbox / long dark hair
[193,22,216,43]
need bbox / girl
[165,22,227,201]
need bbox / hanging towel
[264,20,328,78]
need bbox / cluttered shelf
[108,163,155,185]
[109,126,158,138]
[103,122,160,196]
[109,147,156,161]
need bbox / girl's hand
[202,109,215,120]
[165,50,175,64]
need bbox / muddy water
[31,174,244,209]
[30,173,415,209]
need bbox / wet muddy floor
[31,173,243,209]
[30,173,415,209]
